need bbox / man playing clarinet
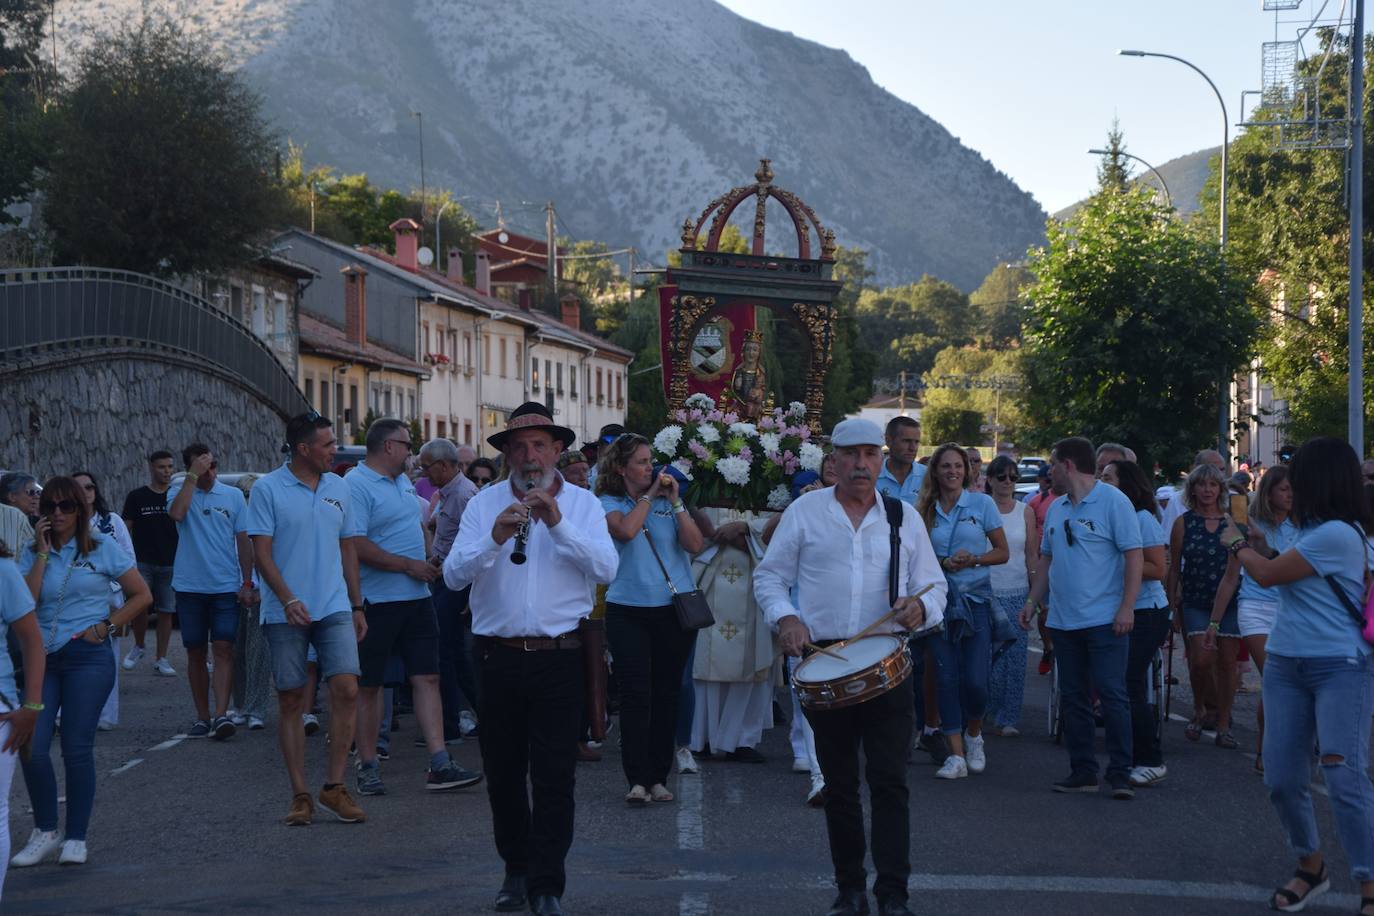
[755,418,946,916]
[442,402,618,916]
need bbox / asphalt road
[3,636,1365,915]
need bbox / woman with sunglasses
[0,540,45,899]
[1100,459,1172,787]
[984,456,1037,737]
[917,443,1009,779]
[12,477,150,867]
[1167,463,1242,748]
[72,471,135,732]
[596,434,703,804]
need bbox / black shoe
[826,888,870,916]
[528,894,562,915]
[877,898,914,916]
[1108,773,1135,800]
[918,731,950,765]
[495,874,527,912]
[725,746,766,763]
[1052,771,1099,793]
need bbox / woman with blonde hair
[1167,462,1241,748]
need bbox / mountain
[1053,146,1218,221]
[52,0,1047,290]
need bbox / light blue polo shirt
[243,463,354,625]
[1040,482,1143,630]
[1267,520,1372,658]
[344,461,430,604]
[0,558,35,704]
[18,535,134,651]
[929,490,1002,593]
[166,481,247,594]
[600,494,695,606]
[1238,518,1299,604]
[876,459,926,506]
[1134,509,1168,611]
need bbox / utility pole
[1350,0,1366,455]
[898,370,907,414]
[546,201,557,309]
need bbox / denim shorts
[1182,603,1240,638]
[263,613,361,691]
[138,563,176,614]
[175,592,239,648]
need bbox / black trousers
[605,602,695,788]
[476,640,583,898]
[804,675,914,903]
[1127,607,1171,768]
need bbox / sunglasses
[41,499,79,516]
[1063,522,1076,547]
[23,488,40,497]
[991,473,1017,482]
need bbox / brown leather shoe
[318,784,366,823]
[577,742,602,762]
[284,792,313,826]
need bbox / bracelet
[1207,620,1221,630]
[21,702,43,712]
[636,495,651,504]
[185,472,199,481]
[351,604,365,613]
[1229,539,1251,556]
[241,580,254,589]
[34,551,49,561]
[671,501,685,513]
[283,598,302,610]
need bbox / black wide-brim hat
[487,401,577,452]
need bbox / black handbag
[642,526,715,630]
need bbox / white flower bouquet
[653,394,816,510]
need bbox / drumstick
[848,583,937,642]
[805,642,847,661]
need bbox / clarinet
[509,474,537,565]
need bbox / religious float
[652,160,840,510]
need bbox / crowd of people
[0,407,1372,916]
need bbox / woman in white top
[984,456,1037,736]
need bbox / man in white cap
[755,417,947,916]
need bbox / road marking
[723,773,744,806]
[109,758,143,775]
[149,735,186,751]
[676,772,704,850]
[678,891,709,915]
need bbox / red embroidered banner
[659,286,756,403]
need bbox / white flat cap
[831,418,884,448]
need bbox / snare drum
[791,634,912,711]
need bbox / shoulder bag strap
[883,495,903,608]
[640,525,681,597]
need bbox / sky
[717,0,1348,213]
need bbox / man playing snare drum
[755,418,946,916]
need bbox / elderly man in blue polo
[1019,436,1143,800]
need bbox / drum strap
[882,495,903,607]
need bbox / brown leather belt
[491,633,582,651]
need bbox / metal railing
[0,267,308,418]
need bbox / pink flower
[765,451,782,465]
[707,410,724,423]
[737,446,753,463]
[689,408,704,422]
[798,428,811,440]
[783,450,795,461]
[758,416,775,430]
[723,412,739,425]
[784,459,800,475]
[688,439,709,459]
[674,410,688,422]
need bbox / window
[348,384,359,426]
[438,419,446,438]
[570,364,578,399]
[515,343,523,379]
[545,360,552,397]
[384,387,393,415]
[596,367,604,403]
[407,390,415,419]
[423,321,431,355]
[556,363,563,395]
[251,286,266,336]
[320,381,330,420]
[483,334,491,374]
[464,333,472,368]
[424,416,431,439]
[499,338,508,377]
[587,366,592,399]
[616,372,623,407]
[273,293,287,343]
[532,357,540,391]
[230,285,244,322]
[304,377,315,405]
[464,421,473,443]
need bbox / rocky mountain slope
[54,0,1047,289]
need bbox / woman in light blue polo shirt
[1222,437,1374,913]
[916,443,1008,780]
[0,544,44,900]
[596,434,704,805]
[11,477,150,869]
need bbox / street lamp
[1086,148,1172,210]
[1120,48,1230,456]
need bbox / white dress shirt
[443,474,619,637]
[754,488,947,641]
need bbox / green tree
[969,262,1033,347]
[1021,186,1255,474]
[0,0,53,225]
[856,275,973,379]
[42,19,280,275]
[922,346,1027,445]
[1097,119,1132,192]
[1195,31,1374,445]
[922,406,984,445]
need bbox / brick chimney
[446,247,464,282]
[559,293,581,330]
[389,217,422,271]
[518,288,533,312]
[342,264,368,348]
[475,249,491,295]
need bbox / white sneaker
[806,773,826,806]
[965,733,986,774]
[11,829,62,866]
[302,713,320,736]
[459,709,479,735]
[1129,764,1168,787]
[97,720,115,731]
[58,839,87,865]
[206,658,214,673]
[248,715,265,730]
[153,657,176,677]
[792,756,810,773]
[228,709,247,727]
[935,755,968,780]
[675,746,699,774]
[121,646,145,670]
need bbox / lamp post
[1120,49,1230,457]
[1086,148,1173,210]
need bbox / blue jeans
[176,591,239,648]
[1263,653,1374,879]
[986,591,1030,729]
[262,613,360,691]
[929,596,991,736]
[1050,624,1132,780]
[21,639,116,841]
